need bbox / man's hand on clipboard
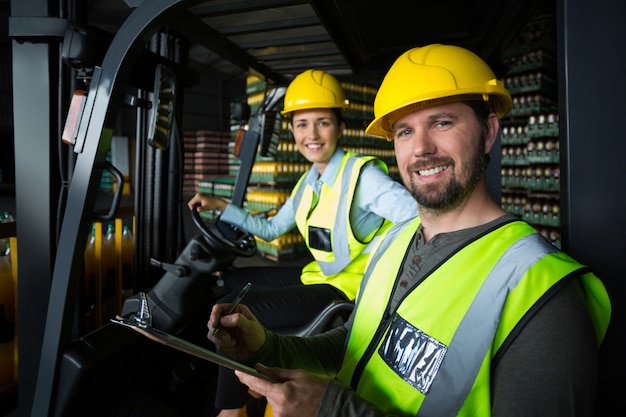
[236,364,329,417]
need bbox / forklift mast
[27,0,274,415]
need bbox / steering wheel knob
[239,236,256,250]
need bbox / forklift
[24,1,357,415]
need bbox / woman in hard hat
[188,69,418,417]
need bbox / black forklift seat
[275,299,355,337]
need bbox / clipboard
[111,316,276,383]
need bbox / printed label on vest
[308,226,332,252]
[379,314,447,395]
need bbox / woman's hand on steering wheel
[189,202,257,258]
[187,193,227,213]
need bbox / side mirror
[148,64,176,150]
[258,86,286,157]
[258,111,278,157]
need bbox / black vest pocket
[308,226,332,252]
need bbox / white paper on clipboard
[111,317,276,383]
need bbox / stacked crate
[183,130,231,195]
[500,14,562,247]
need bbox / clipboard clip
[111,291,152,328]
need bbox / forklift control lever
[150,258,190,277]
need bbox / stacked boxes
[183,130,231,194]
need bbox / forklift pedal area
[53,322,218,417]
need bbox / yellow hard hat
[280,69,349,116]
[366,44,512,139]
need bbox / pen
[213,282,252,335]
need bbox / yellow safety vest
[291,152,391,300]
[337,217,611,416]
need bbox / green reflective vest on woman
[291,152,391,300]
[336,217,611,416]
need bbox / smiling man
[207,44,611,417]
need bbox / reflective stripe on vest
[418,232,559,416]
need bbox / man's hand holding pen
[207,286,328,416]
[206,284,267,362]
[213,282,252,336]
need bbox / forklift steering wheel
[190,205,257,257]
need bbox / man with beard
[206,44,611,417]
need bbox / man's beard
[406,142,488,211]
